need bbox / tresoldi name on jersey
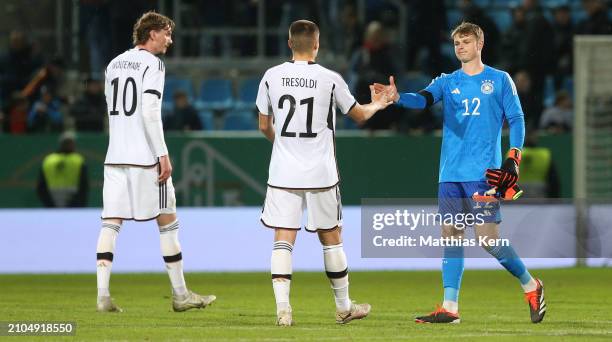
[281,77,317,88]
[372,235,510,248]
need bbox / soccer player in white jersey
[96,11,215,313]
[256,20,393,326]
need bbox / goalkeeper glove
[472,184,524,203]
[486,148,522,190]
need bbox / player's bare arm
[348,85,394,124]
[258,112,275,143]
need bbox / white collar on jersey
[289,60,317,65]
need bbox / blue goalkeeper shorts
[438,181,502,224]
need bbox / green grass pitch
[1,268,611,341]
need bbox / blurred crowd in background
[0,0,610,136]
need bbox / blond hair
[132,11,175,46]
[450,22,484,41]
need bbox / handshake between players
[372,76,525,203]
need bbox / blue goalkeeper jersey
[424,65,524,183]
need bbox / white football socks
[271,241,293,313]
[442,300,459,314]
[159,220,187,296]
[96,222,120,298]
[522,277,538,293]
[323,243,351,312]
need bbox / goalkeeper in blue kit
[374,22,546,323]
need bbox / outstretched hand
[373,76,400,103]
[369,84,394,110]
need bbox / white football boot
[172,290,216,312]
[336,302,371,324]
[97,296,123,313]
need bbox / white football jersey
[104,48,166,166]
[256,61,356,189]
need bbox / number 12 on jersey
[461,97,480,116]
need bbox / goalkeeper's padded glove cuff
[500,184,523,201]
[507,147,522,166]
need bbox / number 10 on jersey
[109,77,137,116]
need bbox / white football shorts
[102,165,176,221]
[260,186,343,232]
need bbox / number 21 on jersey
[278,94,316,138]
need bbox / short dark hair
[288,20,319,53]
[451,22,484,41]
[132,11,175,46]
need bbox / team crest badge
[481,80,494,94]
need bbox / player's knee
[474,223,499,239]
[157,213,177,227]
[476,231,500,251]
[318,227,342,245]
[442,225,464,238]
[274,228,298,244]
